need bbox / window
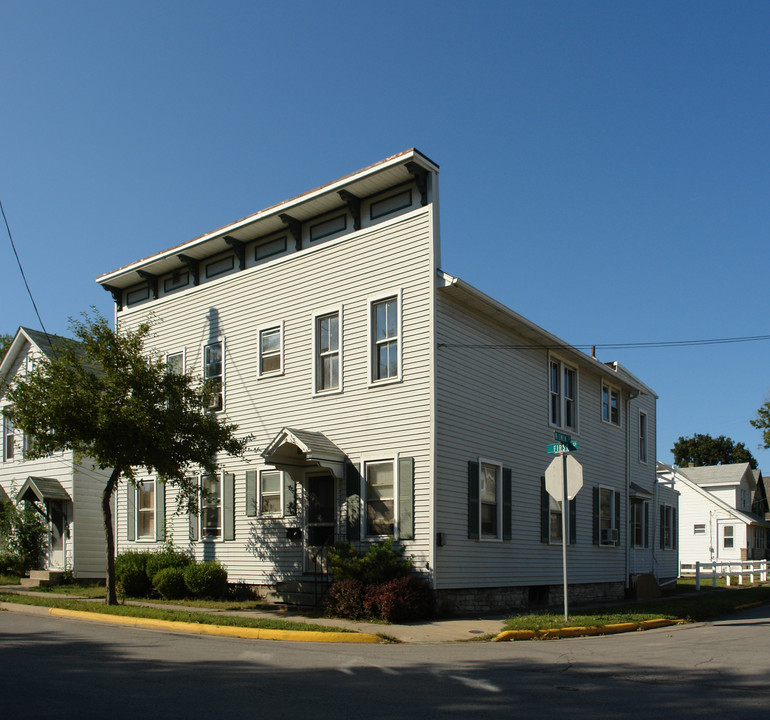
[205,255,235,279]
[258,325,283,377]
[3,413,14,461]
[370,189,412,220]
[136,480,155,540]
[480,462,501,539]
[638,412,647,463]
[165,351,184,375]
[259,470,281,515]
[203,340,223,410]
[468,461,511,541]
[164,271,189,293]
[631,500,649,547]
[314,310,341,393]
[309,214,346,242]
[598,487,618,545]
[540,477,576,544]
[660,504,677,549]
[549,358,577,430]
[602,383,621,426]
[371,295,400,382]
[693,523,706,535]
[255,235,287,260]
[201,473,221,539]
[366,461,394,536]
[723,525,734,549]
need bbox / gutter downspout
[625,389,640,591]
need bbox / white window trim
[257,322,285,379]
[201,337,225,412]
[638,411,648,464]
[136,478,157,542]
[661,503,676,549]
[367,289,403,387]
[2,409,15,463]
[630,499,648,548]
[479,457,504,542]
[312,306,343,396]
[547,355,578,432]
[165,348,186,374]
[363,456,398,540]
[598,485,618,546]
[200,471,223,541]
[723,524,734,549]
[601,382,622,427]
[258,469,289,517]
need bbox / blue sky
[2,1,769,468]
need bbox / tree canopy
[5,312,248,603]
[0,333,12,360]
[750,400,770,450]
[672,433,757,469]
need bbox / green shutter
[155,481,165,541]
[245,470,257,517]
[189,482,199,542]
[540,477,549,543]
[644,502,650,548]
[502,467,512,541]
[468,461,480,539]
[614,490,621,544]
[592,486,600,545]
[126,484,135,542]
[569,497,577,545]
[659,504,665,549]
[223,473,235,541]
[345,462,361,542]
[398,457,414,541]
[672,507,678,549]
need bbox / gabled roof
[677,463,754,489]
[0,485,9,503]
[16,476,71,503]
[0,326,81,389]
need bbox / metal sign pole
[561,451,569,622]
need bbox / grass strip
[503,584,770,632]
[0,592,352,633]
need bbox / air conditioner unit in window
[601,528,619,544]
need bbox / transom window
[366,460,394,536]
[204,341,223,410]
[371,296,399,382]
[137,480,155,540]
[549,358,577,430]
[315,311,340,392]
[602,383,621,426]
[258,325,283,376]
[201,474,221,539]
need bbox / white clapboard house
[0,328,111,582]
[96,149,673,611]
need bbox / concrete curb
[0,602,381,643]
[492,618,681,642]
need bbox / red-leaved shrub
[364,576,434,622]
[325,579,367,619]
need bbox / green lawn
[503,582,770,632]
[0,592,352,633]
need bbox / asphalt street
[2,604,768,719]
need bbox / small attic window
[205,255,235,279]
[126,285,150,306]
[164,271,190,293]
[309,214,346,242]
[370,189,412,220]
[256,235,287,260]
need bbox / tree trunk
[102,467,122,605]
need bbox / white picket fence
[680,560,769,590]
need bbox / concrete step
[29,570,64,584]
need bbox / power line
[438,334,770,352]
[1,197,50,340]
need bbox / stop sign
[544,454,583,502]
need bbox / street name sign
[547,442,577,454]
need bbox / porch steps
[263,579,332,609]
[20,570,65,588]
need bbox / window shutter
[614,490,621,544]
[223,472,235,541]
[659,504,664,549]
[592,486,600,545]
[540,477,549,543]
[156,481,165,541]
[569,497,577,545]
[644,502,650,548]
[126,485,135,542]
[468,461,480,539]
[502,467,512,541]
[398,456,414,541]
[672,507,678,549]
[284,473,296,516]
[245,470,257,517]
[189,484,199,542]
[345,462,361,542]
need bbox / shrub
[152,567,187,600]
[145,549,192,584]
[0,501,47,572]
[364,576,434,623]
[0,551,24,576]
[325,579,367,620]
[183,560,228,599]
[328,540,412,585]
[115,551,153,597]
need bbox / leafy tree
[5,311,248,604]
[0,333,12,360]
[751,400,770,450]
[672,433,757,469]
[0,500,47,572]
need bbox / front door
[304,473,336,573]
[48,501,66,570]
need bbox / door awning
[262,428,346,479]
[0,485,9,503]
[16,477,71,504]
[630,482,653,500]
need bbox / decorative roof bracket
[224,236,247,270]
[279,213,303,251]
[338,189,362,230]
[405,162,429,206]
[177,254,200,286]
[101,284,123,312]
[137,270,159,299]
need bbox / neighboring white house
[96,148,673,612]
[657,462,770,566]
[0,327,111,579]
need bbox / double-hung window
[370,294,400,383]
[203,340,224,411]
[258,324,283,377]
[549,357,577,430]
[631,500,649,548]
[602,383,621,426]
[480,462,501,539]
[259,470,295,516]
[165,351,185,375]
[596,486,620,546]
[365,460,395,536]
[136,480,155,540]
[3,413,14,461]
[201,473,221,539]
[638,412,647,463]
[723,524,734,549]
[660,504,677,549]
[314,309,341,393]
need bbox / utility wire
[1,197,50,340]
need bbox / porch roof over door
[0,485,9,503]
[261,427,346,479]
[16,477,71,504]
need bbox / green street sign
[547,442,578,454]
[553,431,572,444]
